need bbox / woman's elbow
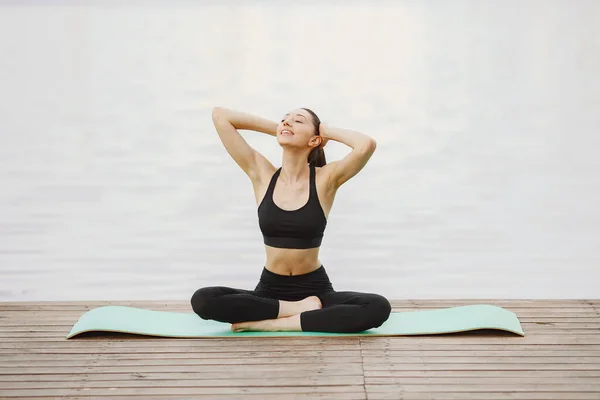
[212,107,229,124]
[212,106,223,118]
[363,138,377,154]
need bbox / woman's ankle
[277,296,322,318]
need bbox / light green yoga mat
[66,304,524,339]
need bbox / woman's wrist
[319,123,332,139]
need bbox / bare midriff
[264,245,322,276]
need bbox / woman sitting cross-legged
[191,107,391,333]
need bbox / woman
[191,106,391,333]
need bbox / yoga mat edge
[66,304,525,339]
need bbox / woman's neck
[280,149,310,184]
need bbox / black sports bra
[257,165,327,249]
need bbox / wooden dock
[1,299,599,399]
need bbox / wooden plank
[359,350,600,357]
[0,341,360,349]
[363,370,600,378]
[0,368,365,382]
[0,375,364,389]
[0,355,363,365]
[8,369,596,382]
[1,352,361,362]
[362,356,600,364]
[5,333,600,344]
[402,309,598,315]
[0,338,360,346]
[3,350,600,361]
[359,337,600,345]
[6,363,600,375]
[0,349,360,357]
[520,325,600,331]
[15,395,365,400]
[359,344,600,351]
[0,358,356,369]
[8,360,598,371]
[367,393,600,400]
[0,356,362,367]
[365,377,600,385]
[363,364,600,371]
[0,333,64,339]
[365,384,600,393]
[0,364,363,375]
[13,395,365,400]
[0,344,360,353]
[0,385,367,397]
[4,337,600,349]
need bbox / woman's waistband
[260,265,329,282]
[255,265,334,300]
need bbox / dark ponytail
[308,147,326,168]
[302,108,327,167]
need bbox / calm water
[1,1,599,301]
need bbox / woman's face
[276,108,318,148]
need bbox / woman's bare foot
[232,314,302,332]
[278,296,322,318]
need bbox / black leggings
[190,266,391,333]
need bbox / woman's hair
[302,108,327,167]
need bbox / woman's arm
[212,107,276,180]
[215,107,278,136]
[319,123,377,189]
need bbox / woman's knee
[190,287,221,320]
[366,294,392,328]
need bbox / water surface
[1,1,599,301]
